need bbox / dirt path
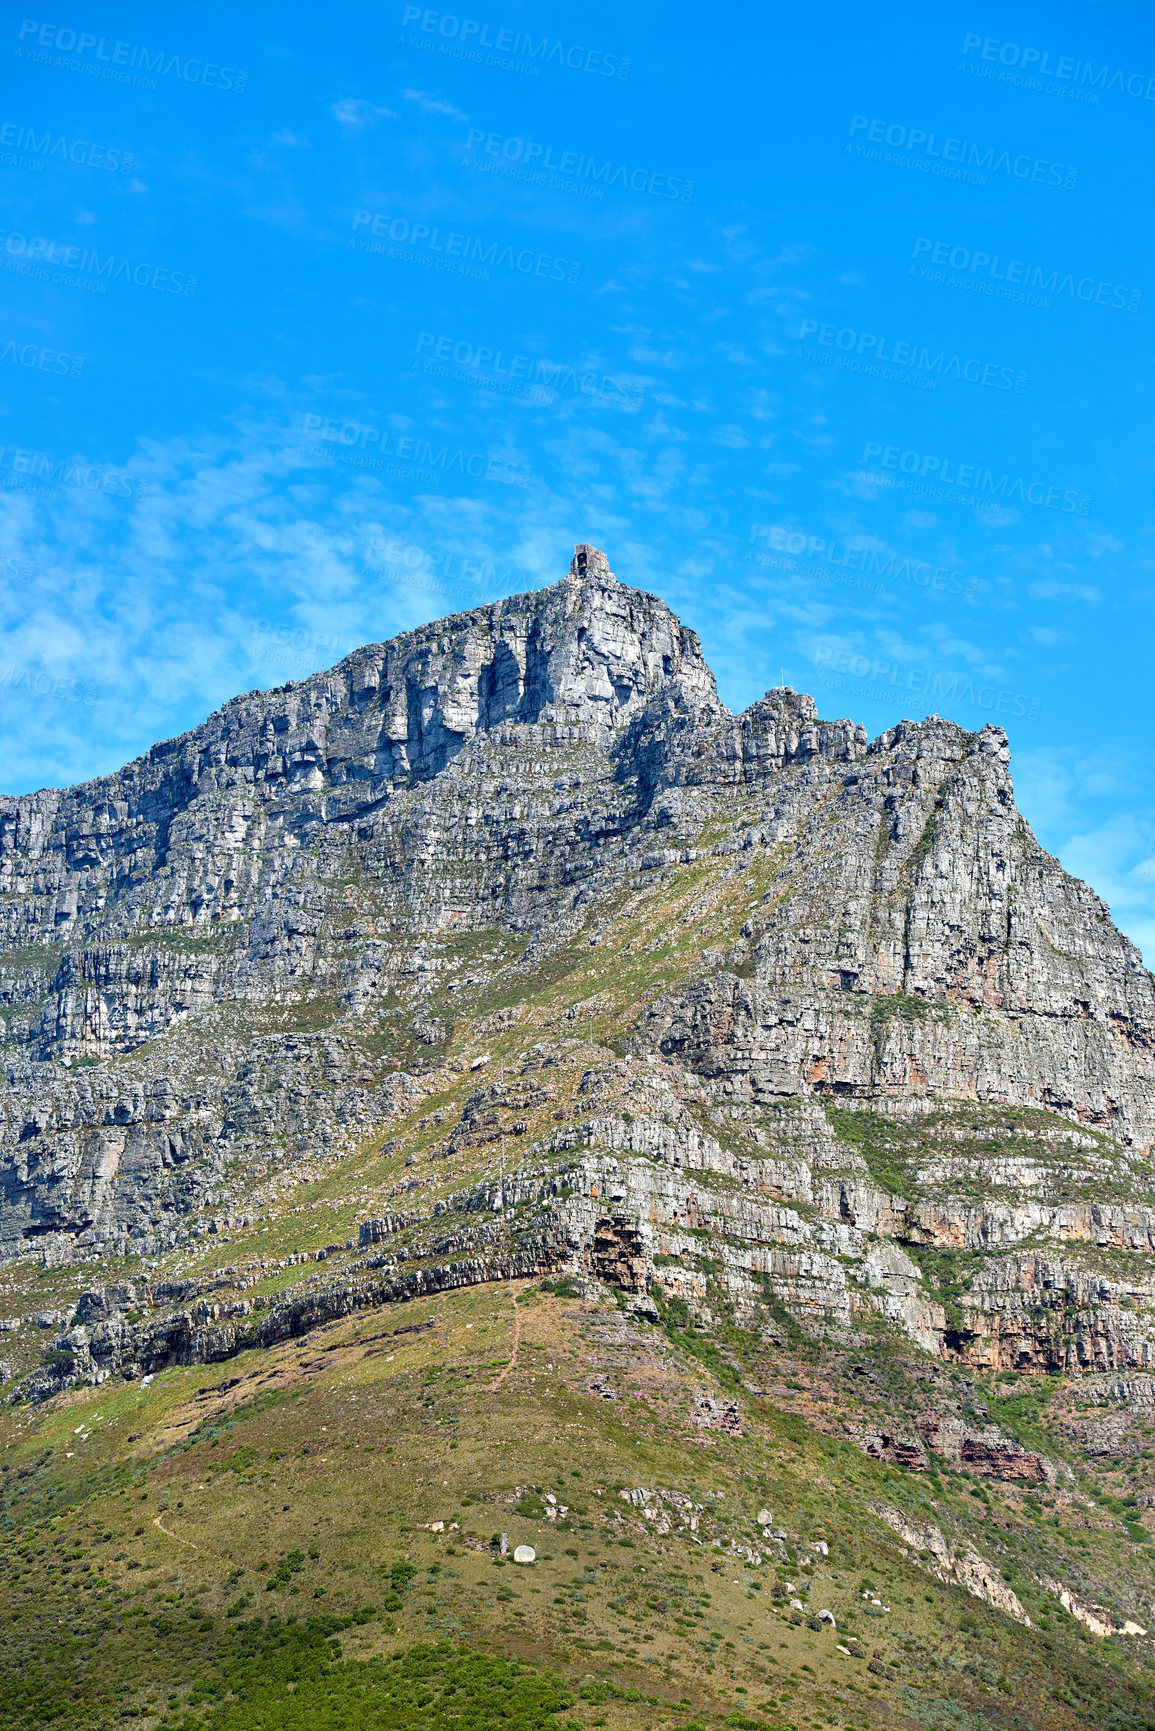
[153,1513,216,1558]
[489,1300,522,1390]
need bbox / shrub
[541,1277,582,1298]
[266,1550,305,1591]
[149,1631,573,1731]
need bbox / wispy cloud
[331,97,397,129]
[400,88,469,120]
[0,415,545,793]
[1028,580,1102,603]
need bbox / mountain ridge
[0,544,1151,1279]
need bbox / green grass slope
[3,1279,1153,1731]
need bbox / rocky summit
[2,546,1155,1731]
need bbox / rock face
[630,714,1155,1148]
[2,543,1155,1405]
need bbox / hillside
[2,545,1155,1731]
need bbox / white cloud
[0,418,530,791]
[1028,580,1101,603]
[710,425,750,449]
[400,88,469,119]
[331,97,397,129]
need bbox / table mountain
[3,547,1155,1729]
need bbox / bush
[153,1633,573,1731]
[265,1550,305,1591]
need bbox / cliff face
[633,712,1155,1146]
[1,543,1154,1400]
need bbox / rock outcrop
[873,1504,1031,1624]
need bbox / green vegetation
[646,1286,740,1389]
[825,1105,914,1197]
[223,1445,258,1475]
[152,1630,573,1731]
[984,1379,1058,1451]
[39,1349,76,1373]
[869,991,930,1032]
[903,1245,983,1333]
[7,1274,1132,1731]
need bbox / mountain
[2,545,1155,1731]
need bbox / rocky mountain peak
[340,546,720,774]
[0,544,1152,1275]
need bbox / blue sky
[3,0,1155,955]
